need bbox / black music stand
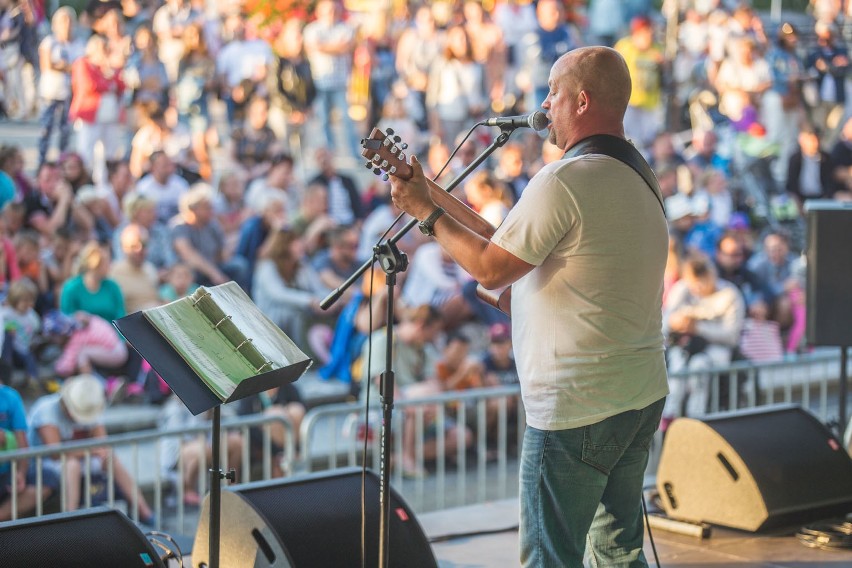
[115,308,312,568]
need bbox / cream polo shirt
[491,154,669,430]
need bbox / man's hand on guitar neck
[388,155,437,222]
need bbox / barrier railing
[2,349,846,526]
[0,414,294,531]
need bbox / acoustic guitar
[361,127,511,316]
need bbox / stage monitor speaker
[193,467,438,568]
[656,404,852,532]
[806,201,852,346]
[0,506,165,568]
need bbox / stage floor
[418,500,852,567]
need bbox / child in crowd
[0,279,45,391]
[13,231,48,301]
[158,262,198,302]
[47,311,128,379]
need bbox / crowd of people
[2,0,852,527]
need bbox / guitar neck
[425,177,496,239]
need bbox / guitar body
[362,127,511,316]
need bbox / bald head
[556,47,631,120]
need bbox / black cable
[428,524,519,543]
[642,490,662,568]
[145,530,184,567]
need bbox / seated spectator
[0,379,58,521]
[59,152,93,193]
[1,279,43,390]
[746,230,797,319]
[714,233,777,321]
[14,230,49,306]
[109,224,160,313]
[311,225,361,304]
[308,147,363,226]
[481,322,518,389]
[60,240,126,324]
[828,115,852,200]
[662,254,745,424]
[171,183,249,289]
[22,162,80,240]
[50,311,128,379]
[401,241,473,329]
[231,96,279,181]
[244,152,300,216]
[114,193,175,274]
[787,126,834,208]
[0,213,20,296]
[290,182,337,258]
[134,151,190,225]
[158,394,242,506]
[158,262,198,302]
[236,385,306,477]
[74,184,115,244]
[28,374,154,522]
[463,171,511,227]
[494,143,531,203]
[213,171,251,259]
[357,304,472,477]
[233,193,288,293]
[252,229,328,346]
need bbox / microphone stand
[319,123,519,568]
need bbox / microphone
[483,111,549,131]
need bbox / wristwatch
[418,207,445,236]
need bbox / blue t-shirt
[0,385,28,474]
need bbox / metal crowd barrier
[2,349,846,527]
[0,414,294,531]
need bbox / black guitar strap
[562,134,665,214]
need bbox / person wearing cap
[805,20,849,145]
[27,373,154,521]
[390,47,668,567]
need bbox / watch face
[418,222,432,236]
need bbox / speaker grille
[0,507,164,568]
[232,468,437,568]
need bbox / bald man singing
[390,47,669,567]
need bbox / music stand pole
[209,405,222,568]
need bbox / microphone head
[528,111,550,131]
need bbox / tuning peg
[364,162,373,169]
[386,128,395,135]
[401,143,409,150]
[381,174,389,181]
[381,160,389,168]
[393,135,401,143]
[372,167,382,176]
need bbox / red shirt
[69,58,124,124]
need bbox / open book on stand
[115,282,312,415]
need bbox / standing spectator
[309,147,362,225]
[60,240,126,324]
[69,34,125,169]
[252,228,327,343]
[175,22,215,181]
[426,24,485,146]
[28,374,153,522]
[134,151,190,224]
[171,183,249,289]
[493,0,538,96]
[151,0,200,83]
[109,224,160,313]
[215,14,273,126]
[519,0,579,111]
[37,6,76,167]
[614,15,665,151]
[663,254,745,422]
[303,0,359,158]
[763,22,805,184]
[0,0,25,119]
[463,0,506,106]
[124,24,169,112]
[267,18,315,153]
[714,35,772,128]
[394,5,443,132]
[805,21,849,145]
[586,0,626,47]
[0,378,57,521]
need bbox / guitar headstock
[361,128,413,181]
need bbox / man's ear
[577,91,589,115]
